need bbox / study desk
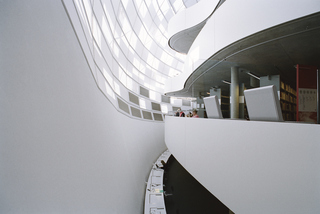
[144,150,171,214]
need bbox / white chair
[203,95,223,119]
[244,85,284,122]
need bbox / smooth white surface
[165,0,320,93]
[168,0,219,37]
[165,116,320,214]
[244,85,284,122]
[0,1,166,213]
[203,96,223,119]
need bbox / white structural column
[230,66,239,119]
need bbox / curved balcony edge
[167,0,221,53]
[164,0,320,94]
[165,116,320,214]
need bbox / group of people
[175,108,199,118]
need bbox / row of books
[280,81,296,95]
[281,101,296,112]
[282,112,296,121]
[280,91,296,103]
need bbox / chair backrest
[203,95,223,119]
[244,85,283,122]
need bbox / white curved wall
[165,116,320,214]
[165,0,320,93]
[0,1,166,213]
[168,0,219,38]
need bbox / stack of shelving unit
[221,95,230,118]
[280,81,296,121]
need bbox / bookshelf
[280,81,296,121]
[221,95,230,118]
[260,75,296,121]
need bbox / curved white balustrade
[165,116,320,214]
[168,0,220,53]
[165,0,320,93]
[168,0,219,38]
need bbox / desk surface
[144,150,171,214]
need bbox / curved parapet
[165,116,320,213]
[165,0,320,94]
[168,0,221,53]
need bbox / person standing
[179,109,185,117]
[192,109,199,118]
[176,108,185,117]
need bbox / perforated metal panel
[151,102,161,111]
[140,86,149,98]
[117,98,130,114]
[182,100,191,106]
[129,92,140,105]
[142,111,153,120]
[153,113,163,121]
[172,107,180,111]
[161,95,170,103]
[130,106,142,118]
